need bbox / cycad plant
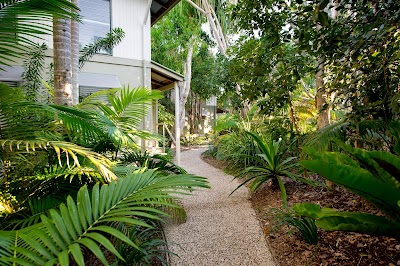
[233,131,320,207]
[0,170,208,265]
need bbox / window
[79,0,111,54]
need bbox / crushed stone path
[164,147,276,266]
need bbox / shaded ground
[202,154,400,266]
[164,147,275,266]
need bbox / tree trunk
[185,0,227,55]
[179,43,194,132]
[315,58,330,129]
[53,17,73,106]
[71,0,79,105]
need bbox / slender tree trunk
[179,43,194,132]
[318,0,340,189]
[53,17,73,106]
[71,0,79,105]
[315,58,330,129]
[185,0,227,55]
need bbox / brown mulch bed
[202,154,400,266]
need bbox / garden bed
[202,154,400,266]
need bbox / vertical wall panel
[112,0,151,60]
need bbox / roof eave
[151,0,181,26]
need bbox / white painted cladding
[112,0,151,61]
[24,0,151,61]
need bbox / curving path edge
[164,147,276,266]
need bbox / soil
[201,154,400,266]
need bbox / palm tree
[71,0,80,105]
[53,16,73,106]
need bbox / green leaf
[69,243,85,266]
[59,204,78,240]
[91,183,100,220]
[77,238,109,266]
[300,160,400,218]
[41,215,67,250]
[66,196,82,236]
[84,232,124,261]
[293,203,400,238]
[49,209,72,245]
[91,226,139,249]
[57,250,69,266]
[19,234,53,260]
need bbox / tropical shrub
[296,139,400,239]
[0,83,206,264]
[233,131,320,207]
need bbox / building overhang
[151,61,184,91]
[151,0,181,26]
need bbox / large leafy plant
[0,170,208,265]
[296,139,400,239]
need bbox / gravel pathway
[164,147,276,266]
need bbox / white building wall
[112,0,151,61]
[23,20,53,49]
[24,0,151,61]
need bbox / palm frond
[0,0,79,67]
[0,170,208,265]
[82,87,163,148]
[0,140,116,182]
[79,28,125,69]
[21,43,47,102]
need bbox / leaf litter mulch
[201,154,400,266]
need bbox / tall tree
[152,2,204,132]
[185,0,229,55]
[71,0,80,105]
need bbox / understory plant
[272,208,318,245]
[120,150,186,175]
[232,131,320,207]
[295,139,400,239]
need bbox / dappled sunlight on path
[164,147,276,266]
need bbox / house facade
[0,0,184,163]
